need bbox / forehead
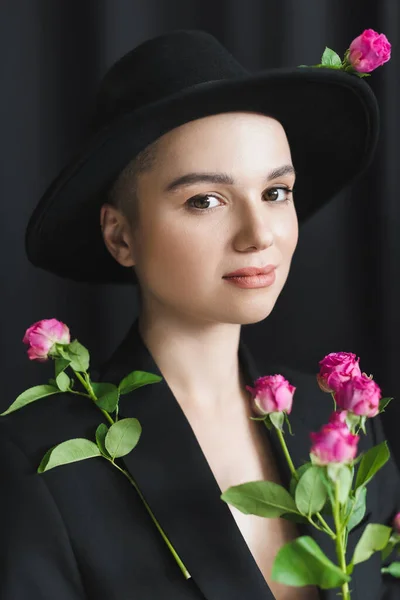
[152,112,291,172]
[158,111,286,148]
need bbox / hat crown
[91,30,248,130]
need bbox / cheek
[138,216,214,282]
[276,211,299,256]
[288,223,299,254]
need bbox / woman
[0,29,399,600]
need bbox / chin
[219,303,277,326]
[240,311,275,325]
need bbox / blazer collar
[97,319,313,600]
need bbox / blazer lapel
[98,319,277,600]
[97,320,330,599]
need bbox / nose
[233,198,274,251]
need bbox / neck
[138,312,246,413]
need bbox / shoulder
[0,390,102,469]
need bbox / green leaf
[272,536,350,589]
[379,397,393,413]
[105,418,142,459]
[295,466,327,516]
[321,47,342,68]
[315,469,335,518]
[318,467,335,506]
[352,523,391,566]
[280,512,309,524]
[347,487,367,532]
[298,63,323,69]
[355,442,390,489]
[260,416,273,429]
[60,340,90,372]
[54,358,72,392]
[290,463,312,496]
[37,438,101,472]
[249,415,267,422]
[382,562,400,577]
[359,415,367,435]
[381,534,398,562]
[221,480,298,518]
[269,411,284,431]
[345,411,361,431]
[95,423,110,457]
[284,412,294,435]
[91,382,120,413]
[296,462,313,479]
[326,462,346,483]
[56,371,70,392]
[337,465,353,505]
[55,357,70,376]
[118,370,162,395]
[0,384,61,416]
[352,453,364,466]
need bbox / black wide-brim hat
[25,29,379,285]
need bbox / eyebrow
[163,164,296,193]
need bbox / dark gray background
[2,0,399,461]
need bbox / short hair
[105,138,160,291]
[107,138,160,227]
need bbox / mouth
[223,265,276,278]
[223,270,277,289]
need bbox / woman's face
[105,111,298,326]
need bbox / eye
[264,186,293,203]
[185,186,293,213]
[186,194,222,212]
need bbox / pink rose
[328,410,349,429]
[348,29,391,73]
[310,411,359,465]
[23,318,70,362]
[317,352,362,393]
[246,374,295,416]
[335,373,381,418]
[393,512,400,534]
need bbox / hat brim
[25,66,379,284]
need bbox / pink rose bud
[310,411,359,465]
[335,373,382,417]
[348,29,391,73]
[246,374,295,416]
[317,352,362,394]
[329,410,349,428]
[335,373,381,417]
[393,512,400,534]
[23,318,70,362]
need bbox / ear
[100,204,136,268]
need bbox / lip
[223,265,276,278]
[223,271,276,289]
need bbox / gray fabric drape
[2,0,399,463]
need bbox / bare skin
[100,112,318,598]
[179,373,319,599]
[101,112,298,410]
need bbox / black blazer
[1,318,399,600]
